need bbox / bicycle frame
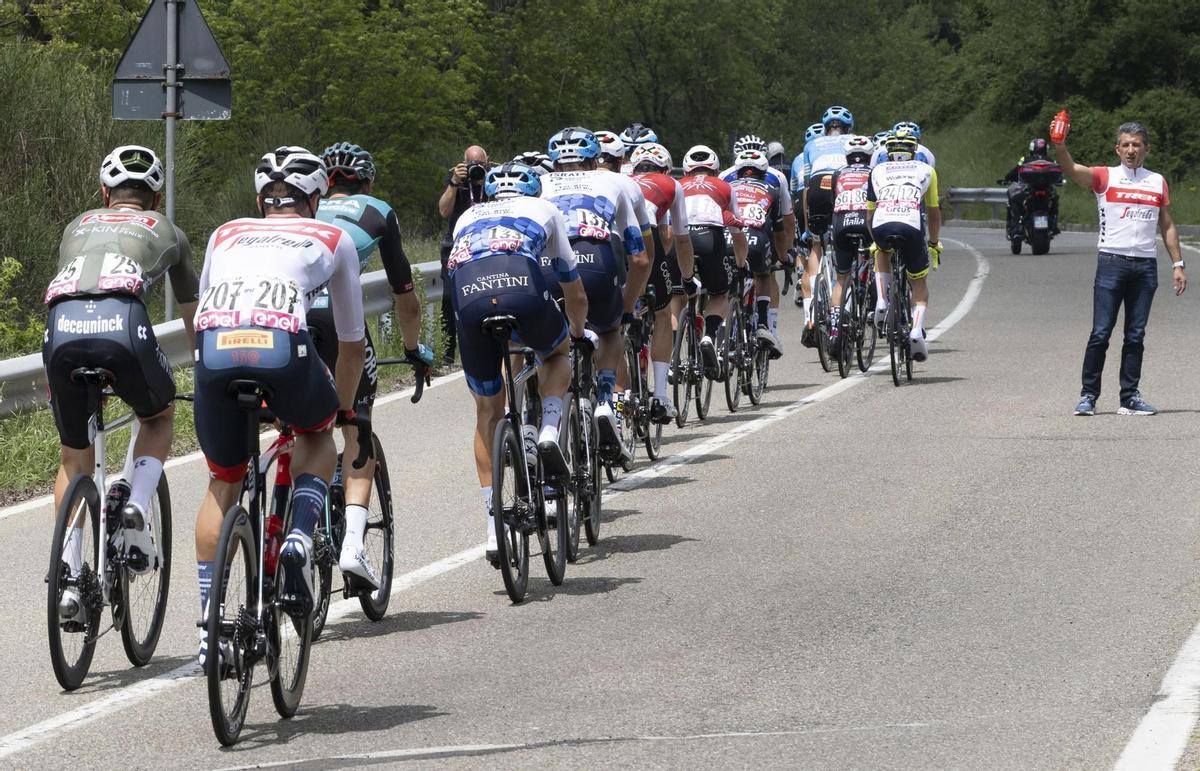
[500,343,539,497]
[83,392,142,611]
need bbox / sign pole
[163,0,180,321]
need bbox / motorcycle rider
[1000,138,1061,237]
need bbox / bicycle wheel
[561,396,583,563]
[622,338,642,466]
[583,400,603,546]
[888,292,904,387]
[857,278,877,372]
[538,460,566,585]
[903,291,915,382]
[697,317,719,420]
[671,306,693,428]
[206,504,257,747]
[119,473,172,667]
[723,300,742,413]
[308,458,335,641]
[47,474,101,691]
[491,420,530,603]
[269,566,314,719]
[358,434,396,620]
[815,279,833,373]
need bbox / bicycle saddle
[69,367,116,387]
[481,315,519,340]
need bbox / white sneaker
[339,543,381,590]
[485,513,499,567]
[910,333,928,362]
[873,302,888,328]
[121,503,156,576]
[755,326,782,354]
[595,402,620,445]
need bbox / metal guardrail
[0,260,444,417]
[945,187,1009,221]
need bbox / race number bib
[44,256,87,304]
[740,203,767,229]
[196,274,304,333]
[834,187,868,212]
[576,209,612,241]
[96,253,145,294]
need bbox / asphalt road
[2,225,1199,769]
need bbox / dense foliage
[1,0,1198,349]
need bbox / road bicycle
[561,334,601,561]
[877,235,915,386]
[483,315,567,603]
[46,368,172,691]
[671,291,711,427]
[811,232,836,373]
[836,234,877,378]
[721,269,764,411]
[624,289,661,460]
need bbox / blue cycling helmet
[804,123,825,143]
[484,162,541,198]
[548,127,600,164]
[872,130,892,147]
[893,120,922,139]
[822,105,854,130]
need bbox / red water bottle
[264,513,283,577]
[1049,110,1070,144]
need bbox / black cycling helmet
[1027,138,1049,160]
[321,142,377,185]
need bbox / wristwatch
[1173,260,1186,269]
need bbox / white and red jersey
[832,164,871,213]
[681,173,741,228]
[197,217,365,340]
[633,172,689,229]
[1092,166,1168,259]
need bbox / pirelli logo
[216,330,274,349]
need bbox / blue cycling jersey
[792,135,851,193]
[315,194,393,270]
[449,196,578,282]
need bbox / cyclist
[827,136,875,349]
[680,144,748,374]
[871,121,936,168]
[313,142,431,589]
[795,106,854,346]
[513,151,554,176]
[630,142,696,421]
[191,147,366,664]
[44,146,198,621]
[447,162,587,563]
[539,127,649,460]
[789,123,825,308]
[595,131,656,262]
[767,140,790,186]
[728,148,789,356]
[618,123,658,174]
[867,131,942,362]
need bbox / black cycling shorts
[452,254,568,396]
[307,295,377,416]
[558,238,624,334]
[831,213,871,274]
[689,225,730,296]
[871,221,930,279]
[740,228,776,275]
[194,327,339,482]
[43,296,175,450]
[647,227,680,311]
[805,173,836,236]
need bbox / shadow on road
[319,610,484,643]
[913,376,966,386]
[224,702,446,752]
[576,532,699,565]
[520,575,644,603]
[58,653,196,696]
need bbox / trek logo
[1106,188,1163,206]
[57,314,123,335]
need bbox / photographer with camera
[438,145,491,366]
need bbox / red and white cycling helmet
[100,145,165,192]
[682,145,720,174]
[594,130,625,161]
[733,148,769,174]
[844,135,873,165]
[630,142,672,171]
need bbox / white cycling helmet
[512,151,553,176]
[844,135,873,164]
[733,134,766,154]
[733,148,769,174]
[619,123,658,151]
[594,130,625,160]
[630,142,672,171]
[255,146,329,197]
[767,140,786,160]
[682,144,720,174]
[100,145,165,192]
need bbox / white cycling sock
[128,456,162,513]
[802,297,813,324]
[653,361,669,399]
[481,486,492,517]
[876,271,890,304]
[911,305,927,338]
[767,308,779,335]
[343,504,369,553]
[541,395,563,431]
[65,527,83,575]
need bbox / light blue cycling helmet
[872,130,892,147]
[893,120,922,139]
[804,123,825,143]
[484,162,541,198]
[822,105,854,130]
[548,127,600,163]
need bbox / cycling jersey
[635,173,689,309]
[728,176,783,275]
[870,143,937,169]
[315,193,415,294]
[196,218,365,341]
[720,165,792,215]
[867,160,939,279]
[449,195,577,280]
[45,206,198,306]
[1091,166,1168,259]
[793,134,850,187]
[830,164,872,273]
[601,169,653,235]
[681,174,741,227]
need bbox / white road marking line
[1113,618,1200,770]
[0,371,466,522]
[1180,242,1200,255]
[0,246,989,759]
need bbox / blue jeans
[1080,252,1158,401]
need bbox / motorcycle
[998,159,1063,255]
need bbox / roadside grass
[0,238,450,503]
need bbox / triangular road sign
[114,0,230,80]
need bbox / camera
[466,160,486,184]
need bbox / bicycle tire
[358,434,395,620]
[47,474,101,691]
[268,555,314,719]
[206,504,257,747]
[307,455,335,641]
[583,400,603,546]
[751,341,769,404]
[671,305,692,428]
[119,472,172,666]
[697,317,718,420]
[857,279,877,372]
[723,299,742,412]
[621,337,642,467]
[815,279,833,373]
[837,287,854,379]
[491,420,530,603]
[538,461,566,585]
[904,293,915,382]
[888,289,903,387]
[561,396,583,563]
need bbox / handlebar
[377,351,432,404]
[336,412,374,469]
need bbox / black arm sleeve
[380,208,415,295]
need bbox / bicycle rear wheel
[751,341,769,404]
[269,574,313,718]
[697,317,720,420]
[47,474,101,691]
[857,279,877,372]
[888,295,904,387]
[491,420,530,603]
[837,288,854,379]
[358,434,396,620]
[723,300,742,413]
[561,396,583,563]
[309,484,333,641]
[538,463,566,585]
[815,279,833,372]
[582,399,603,546]
[207,504,257,747]
[120,473,172,666]
[671,306,694,428]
